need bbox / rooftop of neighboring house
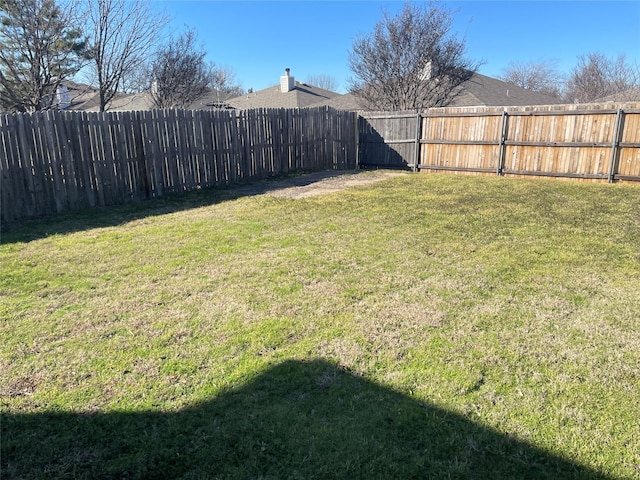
[448,72,562,107]
[224,68,341,110]
[187,89,244,110]
[78,91,155,112]
[56,69,561,113]
[59,81,155,112]
[315,72,563,112]
[55,81,98,110]
[317,93,367,111]
[595,87,640,103]
[63,82,234,112]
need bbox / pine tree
[0,0,85,112]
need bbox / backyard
[1,172,639,479]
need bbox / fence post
[607,109,624,183]
[497,110,509,176]
[355,114,361,169]
[412,112,422,172]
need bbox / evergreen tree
[0,0,85,112]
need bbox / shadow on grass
[0,170,356,244]
[2,360,610,480]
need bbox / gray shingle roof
[68,86,234,111]
[77,92,155,112]
[595,87,640,103]
[315,93,366,111]
[448,73,562,107]
[225,81,340,110]
[317,73,562,112]
[188,89,241,110]
[64,72,562,113]
[63,82,155,112]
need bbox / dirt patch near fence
[236,170,406,199]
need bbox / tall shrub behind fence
[0,107,357,224]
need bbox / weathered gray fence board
[1,114,18,222]
[1,107,357,224]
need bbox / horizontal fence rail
[358,103,640,183]
[0,107,357,224]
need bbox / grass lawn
[1,172,639,479]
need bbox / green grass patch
[2,173,639,479]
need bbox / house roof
[187,89,241,110]
[225,81,340,110]
[66,85,235,111]
[60,81,155,112]
[315,93,366,111]
[60,81,100,110]
[61,71,560,113]
[448,73,562,107]
[595,87,640,103]
[77,91,155,112]
[316,73,562,112]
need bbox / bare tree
[147,29,211,109]
[348,1,479,111]
[499,60,564,99]
[84,0,168,111]
[0,0,85,112]
[209,65,244,101]
[565,53,640,103]
[145,31,243,108]
[306,74,339,91]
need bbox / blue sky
[158,1,640,93]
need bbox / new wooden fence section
[0,107,357,224]
[358,103,640,183]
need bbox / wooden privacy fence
[358,103,640,182]
[0,106,357,223]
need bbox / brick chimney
[280,68,295,93]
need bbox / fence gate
[358,113,420,170]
